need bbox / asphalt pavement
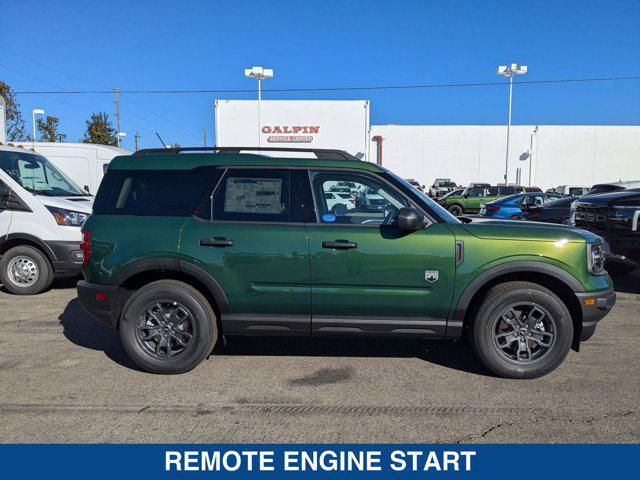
[0,274,638,443]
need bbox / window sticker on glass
[224,177,283,214]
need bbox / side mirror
[84,185,90,194]
[464,194,469,198]
[396,207,426,231]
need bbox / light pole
[244,66,273,147]
[529,125,539,186]
[117,131,127,148]
[497,63,527,184]
[32,109,45,151]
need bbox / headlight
[46,206,89,227]
[587,242,606,275]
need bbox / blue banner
[0,444,636,478]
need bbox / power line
[11,76,640,95]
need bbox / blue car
[480,192,565,219]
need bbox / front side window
[211,169,290,222]
[310,170,408,225]
[0,151,85,196]
[464,187,486,197]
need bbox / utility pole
[203,128,207,148]
[114,87,121,147]
[134,131,140,151]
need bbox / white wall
[369,125,640,190]
[215,100,370,160]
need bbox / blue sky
[1,0,639,150]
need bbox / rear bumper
[576,287,616,341]
[77,280,119,328]
[44,240,84,277]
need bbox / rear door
[179,168,311,335]
[305,169,456,337]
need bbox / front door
[180,168,311,335]
[305,169,456,338]
[0,179,13,238]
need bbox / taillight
[80,230,90,269]
[487,205,500,212]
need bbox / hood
[577,189,640,206]
[37,195,93,213]
[461,218,602,243]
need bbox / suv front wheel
[119,280,218,374]
[469,281,573,379]
[0,245,54,295]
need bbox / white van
[0,145,92,294]
[14,142,130,195]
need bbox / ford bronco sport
[78,147,615,378]
[441,185,527,216]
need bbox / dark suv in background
[573,188,640,275]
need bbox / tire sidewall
[120,282,217,374]
[448,204,463,216]
[0,245,53,295]
[472,287,573,379]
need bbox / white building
[214,100,640,190]
[370,125,640,189]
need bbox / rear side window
[93,167,214,216]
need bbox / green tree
[82,112,117,145]
[0,81,30,141]
[36,115,66,142]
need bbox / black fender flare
[448,261,585,335]
[0,232,56,262]
[108,257,230,315]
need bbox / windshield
[384,170,461,224]
[0,150,86,196]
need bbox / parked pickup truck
[78,147,615,378]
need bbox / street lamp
[244,66,274,147]
[497,63,527,184]
[32,108,45,151]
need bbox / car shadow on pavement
[216,336,495,377]
[59,298,143,371]
[59,296,493,376]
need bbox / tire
[605,263,636,276]
[509,214,520,220]
[0,245,54,295]
[119,280,218,374]
[468,281,573,379]
[448,204,463,216]
[331,203,348,216]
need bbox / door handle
[200,238,234,247]
[322,241,358,250]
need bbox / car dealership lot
[0,275,638,444]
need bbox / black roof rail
[133,146,361,161]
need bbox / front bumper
[575,287,616,341]
[77,280,119,328]
[44,240,84,277]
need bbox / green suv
[441,185,527,216]
[77,147,615,378]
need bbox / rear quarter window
[93,167,215,216]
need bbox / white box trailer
[14,142,130,195]
[215,100,370,160]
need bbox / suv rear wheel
[119,280,218,374]
[469,281,573,379]
[0,245,54,295]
